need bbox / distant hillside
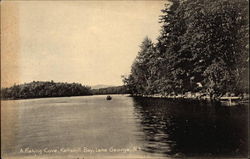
[1,81,131,99]
[91,84,115,89]
[92,85,130,95]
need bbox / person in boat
[106,95,112,100]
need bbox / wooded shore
[123,0,249,101]
[131,93,249,106]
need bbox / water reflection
[132,97,248,158]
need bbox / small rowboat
[106,95,112,100]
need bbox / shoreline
[130,94,249,106]
[0,94,94,101]
[1,94,249,106]
[0,94,130,101]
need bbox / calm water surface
[1,95,248,158]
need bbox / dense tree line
[123,0,249,99]
[1,81,92,99]
[92,86,129,95]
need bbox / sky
[1,1,167,87]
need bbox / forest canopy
[1,81,92,99]
[123,0,249,98]
[92,86,129,95]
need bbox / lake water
[1,95,248,158]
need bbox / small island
[0,81,92,100]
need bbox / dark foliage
[92,86,129,95]
[1,81,92,99]
[123,0,249,98]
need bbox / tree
[124,37,156,95]
[124,0,249,98]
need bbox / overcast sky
[2,1,166,87]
